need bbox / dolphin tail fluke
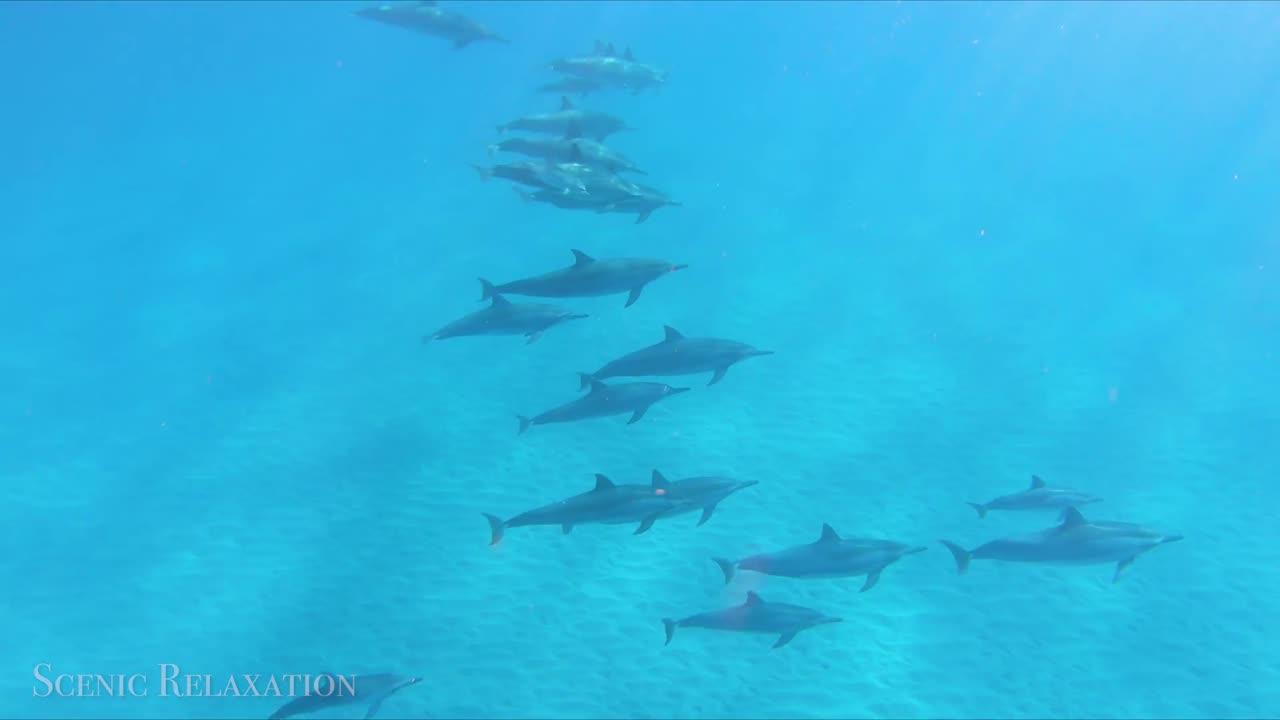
[966,502,988,519]
[517,415,532,434]
[479,278,498,301]
[576,371,596,391]
[482,513,506,545]
[661,618,677,646]
[712,557,735,585]
[939,540,971,575]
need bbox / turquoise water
[3,1,1278,718]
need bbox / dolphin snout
[820,617,844,625]
[668,386,692,395]
[750,349,775,357]
[1162,534,1185,544]
[670,263,689,272]
[739,480,761,489]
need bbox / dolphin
[579,325,773,388]
[482,473,678,543]
[488,136,646,176]
[478,249,686,308]
[470,160,587,193]
[590,184,681,224]
[267,673,420,720]
[662,591,842,649]
[355,2,507,49]
[549,46,667,94]
[497,96,630,141]
[939,507,1184,583]
[712,524,928,593]
[424,294,587,344]
[518,379,688,433]
[966,475,1103,519]
[648,469,757,527]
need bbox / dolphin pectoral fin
[624,286,643,307]
[517,415,533,434]
[939,540,972,575]
[662,618,677,646]
[627,407,649,424]
[635,209,653,224]
[561,523,573,535]
[696,504,716,526]
[1113,557,1136,583]
[707,366,729,386]
[966,502,988,519]
[712,557,735,584]
[634,512,661,535]
[772,631,799,649]
[525,331,543,345]
[860,569,883,593]
[454,38,473,50]
[364,694,388,720]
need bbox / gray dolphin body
[648,469,757,527]
[549,42,668,94]
[479,249,686,308]
[714,524,928,592]
[497,96,630,141]
[580,326,773,388]
[471,160,587,193]
[355,2,507,49]
[482,473,678,543]
[662,591,841,649]
[488,136,646,175]
[268,674,420,720]
[426,294,587,344]
[967,475,1103,518]
[940,507,1184,583]
[518,379,688,433]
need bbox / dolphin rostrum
[479,249,686,308]
[648,469,757,527]
[662,591,842,649]
[424,294,587,344]
[496,96,630,141]
[482,473,678,543]
[713,524,928,592]
[518,379,688,433]
[966,475,1103,518]
[355,2,507,49]
[579,325,773,388]
[939,507,1184,583]
[267,673,421,720]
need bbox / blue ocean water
[3,0,1278,718]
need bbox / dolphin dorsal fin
[490,294,511,307]
[1030,475,1046,489]
[624,46,634,61]
[820,523,841,542]
[651,469,669,489]
[1060,507,1087,528]
[593,39,607,55]
[593,474,615,491]
[662,325,684,342]
[745,591,764,606]
[570,248,595,266]
[588,379,608,393]
[606,42,617,56]
[560,96,574,111]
